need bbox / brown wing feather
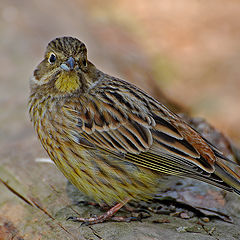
[63,95,153,154]
[62,86,215,174]
[61,82,240,194]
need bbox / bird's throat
[55,72,80,93]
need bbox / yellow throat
[55,71,80,93]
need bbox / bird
[29,36,240,224]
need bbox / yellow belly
[44,138,159,205]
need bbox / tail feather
[200,136,240,195]
[215,160,240,195]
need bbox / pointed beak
[60,57,75,71]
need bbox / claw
[67,216,79,222]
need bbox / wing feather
[62,87,216,178]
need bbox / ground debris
[153,178,234,223]
[0,217,24,240]
[176,225,204,233]
[152,218,170,224]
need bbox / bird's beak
[60,57,75,71]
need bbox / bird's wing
[62,83,218,176]
[62,92,154,154]
[61,79,240,194]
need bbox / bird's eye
[48,53,56,64]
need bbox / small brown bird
[29,36,240,224]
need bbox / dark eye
[48,53,56,64]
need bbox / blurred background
[0,0,240,239]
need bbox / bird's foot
[68,199,139,225]
[68,214,138,225]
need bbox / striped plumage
[29,37,240,221]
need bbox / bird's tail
[215,159,240,195]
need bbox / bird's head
[31,36,94,96]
